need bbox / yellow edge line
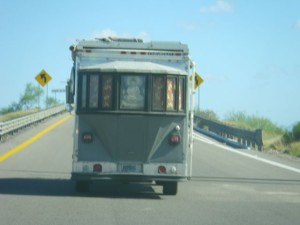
[0,114,72,162]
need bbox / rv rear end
[68,37,194,195]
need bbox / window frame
[178,77,186,112]
[101,74,114,110]
[76,71,186,114]
[88,74,100,109]
[151,75,166,112]
[166,76,178,112]
[78,74,88,111]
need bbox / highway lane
[0,114,299,225]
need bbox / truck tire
[162,182,178,195]
[75,181,89,192]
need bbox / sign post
[195,72,203,112]
[190,72,204,112]
[35,69,52,108]
[51,89,66,102]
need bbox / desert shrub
[282,131,293,144]
[196,109,219,121]
[292,122,300,141]
[225,111,283,134]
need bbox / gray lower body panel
[71,173,187,182]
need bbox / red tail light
[158,165,166,174]
[169,134,180,145]
[93,164,102,172]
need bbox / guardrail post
[255,129,263,151]
[238,137,241,144]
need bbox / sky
[0,0,299,127]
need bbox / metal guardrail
[0,105,66,142]
[194,115,263,151]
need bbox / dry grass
[288,142,300,157]
[262,131,300,157]
[263,133,283,150]
[223,111,300,158]
[0,109,39,122]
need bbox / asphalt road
[0,114,299,225]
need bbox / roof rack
[96,37,143,43]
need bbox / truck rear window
[152,76,165,111]
[78,73,185,113]
[102,75,113,109]
[167,77,177,111]
[120,75,146,110]
[89,75,99,108]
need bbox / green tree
[282,131,293,144]
[34,85,44,108]
[0,106,10,115]
[45,96,60,108]
[19,83,44,109]
[292,122,300,141]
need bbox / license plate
[119,164,142,173]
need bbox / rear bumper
[71,173,188,183]
[72,161,188,182]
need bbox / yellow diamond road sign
[35,69,52,87]
[190,72,204,89]
[194,72,204,89]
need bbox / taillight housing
[82,132,93,143]
[158,165,167,174]
[169,134,180,145]
[93,164,102,172]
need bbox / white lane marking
[265,192,300,196]
[193,133,300,174]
